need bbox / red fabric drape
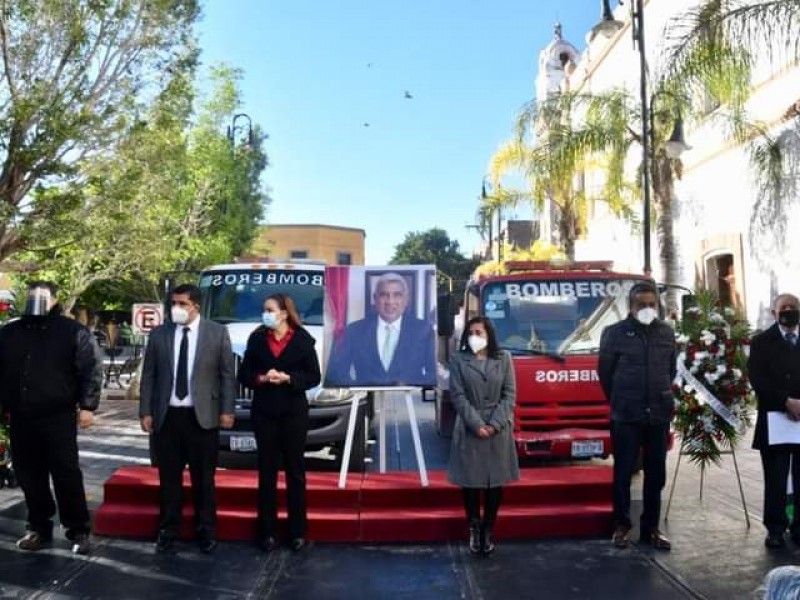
[325,266,350,340]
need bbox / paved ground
[0,391,795,599]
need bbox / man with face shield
[139,283,235,554]
[0,281,102,555]
[749,294,800,549]
[598,282,676,551]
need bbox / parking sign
[132,303,164,336]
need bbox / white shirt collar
[378,315,402,330]
[179,316,200,333]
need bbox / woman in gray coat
[447,316,519,556]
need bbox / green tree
[0,0,199,261]
[21,64,268,311]
[390,228,480,297]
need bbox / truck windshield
[481,278,645,356]
[198,269,325,326]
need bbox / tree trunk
[559,206,577,260]
[652,154,680,317]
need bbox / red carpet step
[94,466,613,543]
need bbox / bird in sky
[404,91,413,99]
[363,122,370,127]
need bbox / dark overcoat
[748,323,800,450]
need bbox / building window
[290,250,308,259]
[336,252,352,265]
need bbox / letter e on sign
[132,303,164,336]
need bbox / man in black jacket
[0,281,102,554]
[598,282,676,551]
[748,293,800,549]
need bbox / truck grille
[516,401,609,430]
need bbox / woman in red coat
[238,293,321,553]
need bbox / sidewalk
[0,393,795,599]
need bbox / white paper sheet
[768,411,800,445]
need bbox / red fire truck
[436,260,652,461]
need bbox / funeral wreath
[672,290,754,467]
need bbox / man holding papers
[749,293,800,549]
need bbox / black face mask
[778,309,800,329]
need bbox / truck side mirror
[437,293,454,338]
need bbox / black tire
[435,389,455,438]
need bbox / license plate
[230,436,257,452]
[571,440,603,458]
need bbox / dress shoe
[16,531,52,552]
[612,525,631,548]
[640,529,671,551]
[482,527,496,556]
[155,531,176,554]
[260,536,279,553]
[468,520,482,555]
[765,533,786,549]
[290,537,307,552]
[71,533,91,555]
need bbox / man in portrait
[325,271,436,387]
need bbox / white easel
[337,387,429,489]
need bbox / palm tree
[663,0,800,269]
[488,2,768,313]
[488,90,637,261]
[663,0,800,81]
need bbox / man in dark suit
[139,284,235,554]
[325,272,436,387]
[749,293,800,549]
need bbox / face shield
[24,287,54,316]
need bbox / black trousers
[252,411,308,540]
[153,407,219,538]
[462,487,504,527]
[10,410,90,537]
[611,420,669,533]
[759,447,800,535]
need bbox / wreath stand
[664,441,750,528]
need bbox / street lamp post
[592,0,652,275]
[227,113,253,152]
[482,179,503,262]
[592,0,689,277]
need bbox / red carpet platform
[94,466,613,542]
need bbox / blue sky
[197,1,600,263]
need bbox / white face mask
[171,306,190,325]
[636,307,658,326]
[468,334,488,354]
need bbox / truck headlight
[307,387,354,405]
